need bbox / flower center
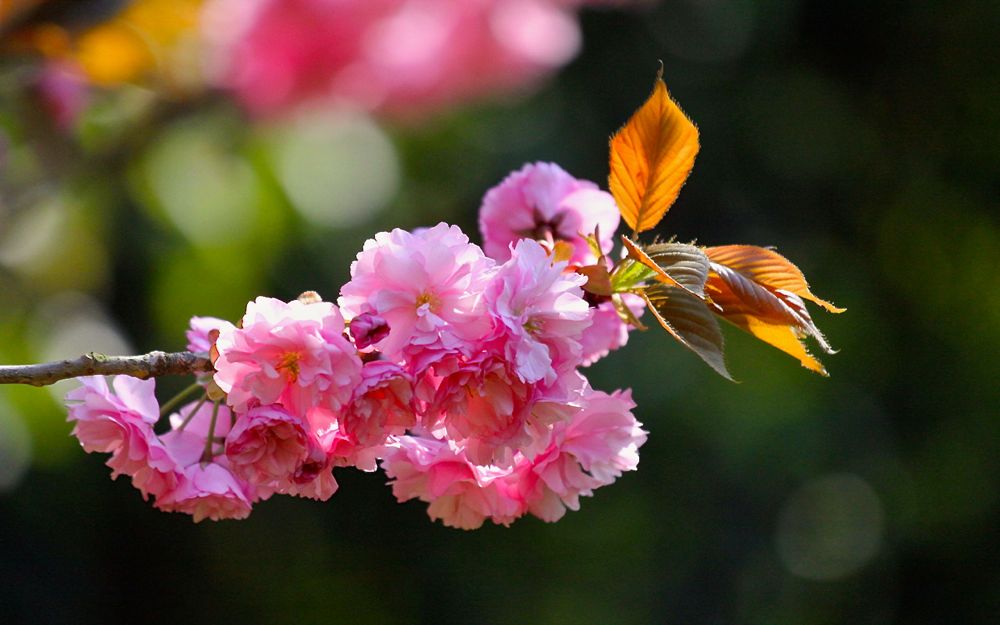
[520,207,568,243]
[415,290,440,312]
[523,318,542,335]
[276,352,301,382]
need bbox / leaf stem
[176,394,209,431]
[200,401,221,464]
[158,382,204,418]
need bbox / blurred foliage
[1,0,998,624]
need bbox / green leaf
[610,258,657,292]
[641,283,733,380]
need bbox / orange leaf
[705,245,845,313]
[609,72,699,234]
[706,256,837,375]
[728,315,827,376]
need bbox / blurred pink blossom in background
[203,0,611,117]
[33,61,89,132]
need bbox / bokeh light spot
[265,108,399,228]
[776,473,885,580]
[141,118,259,245]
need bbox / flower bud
[349,313,389,350]
[297,290,323,304]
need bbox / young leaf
[705,254,838,375]
[577,264,613,297]
[610,258,657,292]
[704,245,845,313]
[609,73,700,235]
[641,284,732,380]
[621,236,709,298]
[613,293,647,330]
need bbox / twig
[0,351,213,387]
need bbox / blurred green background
[1,1,998,624]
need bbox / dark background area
[1,1,998,623]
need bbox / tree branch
[0,351,213,387]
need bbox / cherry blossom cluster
[66,163,647,528]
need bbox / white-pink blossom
[66,376,161,478]
[381,435,525,530]
[559,388,645,483]
[154,400,260,521]
[513,387,646,521]
[154,462,256,522]
[213,296,363,414]
[225,404,314,485]
[479,162,619,264]
[67,379,257,521]
[421,350,583,467]
[205,0,582,117]
[339,223,494,367]
[339,361,416,447]
[484,238,591,384]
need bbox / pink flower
[225,404,313,484]
[203,0,392,115]
[154,400,259,521]
[281,428,339,500]
[167,398,234,448]
[186,316,235,353]
[381,435,525,530]
[315,407,381,473]
[206,0,582,117]
[213,296,363,414]
[155,462,255,522]
[479,162,619,264]
[578,294,645,366]
[484,238,591,384]
[66,380,256,521]
[282,406,343,498]
[66,376,160,477]
[340,361,416,447]
[422,350,583,467]
[222,403,342,500]
[515,387,646,521]
[558,388,645,483]
[507,441,598,522]
[338,223,494,366]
